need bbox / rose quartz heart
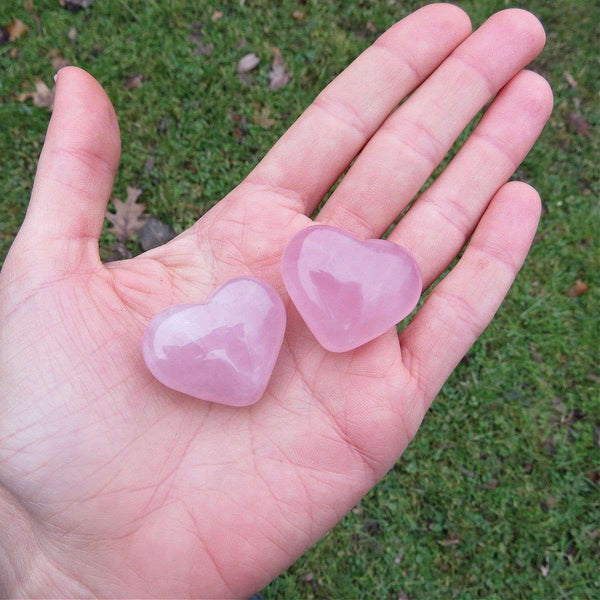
[142,277,286,406]
[282,226,422,352]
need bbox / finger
[389,69,553,288]
[318,9,546,238]
[240,4,471,213]
[14,67,120,273]
[399,181,541,407]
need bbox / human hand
[0,5,552,598]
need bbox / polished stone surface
[282,225,422,352]
[142,278,286,406]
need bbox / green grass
[1,1,598,598]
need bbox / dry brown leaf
[59,0,94,10]
[566,279,588,297]
[24,1,41,23]
[564,72,578,88]
[67,27,78,41]
[138,217,175,251]
[189,23,213,56]
[567,112,593,138]
[49,49,69,71]
[17,79,55,111]
[212,10,223,20]
[231,112,248,141]
[366,21,376,33]
[237,52,260,73]
[4,19,29,42]
[106,187,147,241]
[292,10,304,21]
[541,558,550,577]
[440,537,461,546]
[269,47,290,90]
[125,73,144,89]
[253,105,275,129]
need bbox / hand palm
[0,6,551,598]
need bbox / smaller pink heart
[282,226,422,352]
[142,278,286,406]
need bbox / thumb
[5,67,121,282]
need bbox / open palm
[0,6,552,599]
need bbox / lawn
[0,1,598,598]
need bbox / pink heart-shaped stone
[282,226,422,352]
[142,277,286,406]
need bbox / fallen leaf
[541,557,549,577]
[157,116,168,134]
[269,47,290,90]
[440,537,461,546]
[460,466,475,478]
[144,157,155,173]
[546,497,558,508]
[189,23,213,56]
[9,47,19,58]
[67,27,78,41]
[543,438,556,457]
[17,79,55,111]
[231,113,248,141]
[301,572,314,583]
[566,279,588,297]
[529,343,543,364]
[6,19,29,41]
[212,10,223,20]
[366,21,376,33]
[138,217,176,251]
[567,112,593,138]
[49,49,69,71]
[253,105,275,129]
[363,518,381,535]
[293,10,304,21]
[237,72,254,86]
[59,0,94,9]
[484,478,499,490]
[563,72,578,88]
[106,187,147,241]
[397,592,411,600]
[237,52,260,73]
[125,73,144,89]
[24,0,36,12]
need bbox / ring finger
[317,9,546,238]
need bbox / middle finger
[317,9,546,238]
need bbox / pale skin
[0,5,553,598]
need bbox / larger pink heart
[282,226,422,352]
[142,278,286,406]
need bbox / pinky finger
[399,181,541,405]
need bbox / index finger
[242,4,471,214]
